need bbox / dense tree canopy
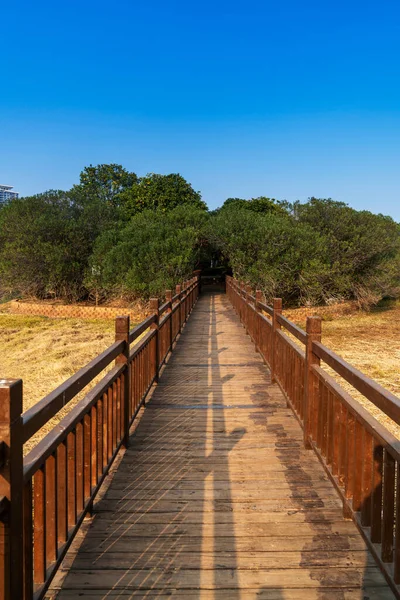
[118,173,206,218]
[1,164,399,307]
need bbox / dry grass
[0,313,117,452]
[284,299,400,437]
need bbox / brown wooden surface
[47,291,394,599]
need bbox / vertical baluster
[97,395,103,478]
[116,376,121,443]
[102,392,108,472]
[56,441,67,544]
[45,454,57,566]
[33,467,46,585]
[112,381,117,452]
[271,298,282,384]
[352,420,363,512]
[255,291,262,356]
[23,481,33,600]
[332,396,340,476]
[140,350,144,400]
[83,413,91,504]
[344,412,356,517]
[176,284,181,333]
[317,379,324,450]
[91,405,98,491]
[150,298,160,383]
[326,391,334,467]
[338,403,347,487]
[371,441,383,543]
[382,449,395,562]
[107,387,113,461]
[75,422,84,515]
[67,431,76,530]
[321,385,328,457]
[166,290,173,353]
[361,430,373,526]
[130,360,134,415]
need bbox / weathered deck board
[48,292,395,599]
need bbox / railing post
[115,316,130,448]
[176,284,182,332]
[165,290,173,352]
[245,285,252,335]
[304,316,322,449]
[239,281,245,324]
[271,298,282,384]
[0,379,24,600]
[183,282,188,321]
[193,270,202,296]
[149,298,160,383]
[255,290,262,355]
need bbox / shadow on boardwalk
[49,292,393,600]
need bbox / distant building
[0,184,19,204]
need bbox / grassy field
[0,313,116,452]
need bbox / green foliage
[0,191,89,300]
[211,198,400,306]
[1,162,398,308]
[73,163,138,207]
[118,173,207,218]
[220,196,289,215]
[210,204,329,303]
[87,206,209,298]
[294,198,400,304]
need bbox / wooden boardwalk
[49,291,394,599]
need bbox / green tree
[209,204,329,304]
[72,163,138,207]
[119,173,207,218]
[86,205,209,298]
[220,196,289,215]
[293,198,400,303]
[0,191,90,300]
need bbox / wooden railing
[0,275,200,600]
[227,275,400,598]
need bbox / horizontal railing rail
[0,274,200,600]
[226,275,400,598]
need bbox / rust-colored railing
[227,275,400,598]
[0,275,200,600]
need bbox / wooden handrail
[258,300,273,316]
[276,313,307,344]
[129,329,156,361]
[23,363,126,482]
[312,340,400,423]
[128,314,156,343]
[22,340,125,443]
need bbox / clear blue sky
[2,0,400,219]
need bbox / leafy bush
[86,206,209,299]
